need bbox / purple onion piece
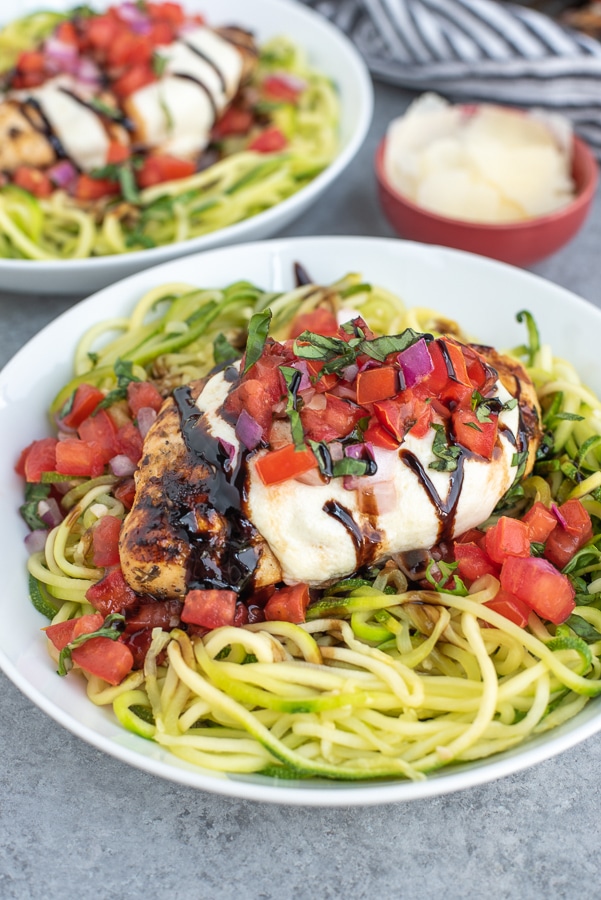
[109,454,138,478]
[290,360,312,391]
[37,497,63,527]
[551,503,568,529]
[397,337,433,388]
[25,529,49,554]
[48,160,78,190]
[136,406,157,439]
[345,441,375,461]
[341,363,359,383]
[218,437,236,466]
[235,409,263,450]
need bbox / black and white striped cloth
[302,0,601,157]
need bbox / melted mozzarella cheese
[127,26,243,157]
[16,77,110,171]
[195,365,520,587]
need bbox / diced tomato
[12,166,53,198]
[61,383,105,429]
[522,501,557,544]
[78,409,119,463]
[255,443,317,486]
[16,50,45,73]
[115,422,144,464]
[86,567,139,616]
[107,141,131,165]
[21,437,58,482]
[363,419,399,450]
[452,408,498,460]
[454,542,500,582]
[212,105,254,138]
[55,439,105,478]
[181,589,237,629]
[147,2,186,26]
[421,339,472,405]
[305,358,338,393]
[356,366,399,405]
[72,636,134,685]
[55,20,78,45]
[372,397,416,442]
[262,74,303,104]
[83,14,119,50]
[121,627,153,669]
[544,498,593,569]
[114,478,136,510]
[484,589,531,628]
[407,397,434,439]
[288,307,339,340]
[92,515,122,568]
[107,31,152,67]
[112,64,156,98]
[45,613,104,651]
[485,516,531,565]
[127,381,164,417]
[137,154,196,188]
[74,174,120,201]
[124,599,182,632]
[264,583,310,624]
[301,393,364,442]
[248,127,288,153]
[462,344,497,394]
[455,527,486,547]
[500,555,576,624]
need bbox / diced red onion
[334,384,357,401]
[273,71,307,93]
[304,391,326,411]
[75,58,101,84]
[136,406,157,439]
[25,529,48,554]
[218,438,236,466]
[48,160,78,190]
[117,1,151,32]
[345,441,375,462]
[341,363,358,383]
[329,441,345,462]
[37,497,63,527]
[397,338,433,388]
[551,503,568,529]
[44,36,78,66]
[290,360,312,391]
[109,454,138,478]
[294,468,325,486]
[54,410,77,434]
[358,357,379,373]
[236,409,263,450]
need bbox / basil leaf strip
[243,309,272,374]
[429,423,462,473]
[280,366,305,448]
[95,359,141,411]
[57,613,126,676]
[359,329,424,362]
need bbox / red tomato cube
[264,583,310,624]
[485,516,531,565]
[181,589,237,629]
[500,556,576,624]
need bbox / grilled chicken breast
[119,339,541,599]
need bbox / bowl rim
[375,120,599,234]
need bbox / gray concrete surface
[1,78,600,900]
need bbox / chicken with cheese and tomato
[119,311,542,602]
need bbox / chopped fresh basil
[57,613,126,676]
[153,52,168,78]
[309,440,333,478]
[280,366,305,448]
[565,615,601,643]
[20,482,51,530]
[243,309,272,374]
[213,332,242,365]
[95,359,141,410]
[331,456,377,478]
[358,328,423,363]
[429,423,461,472]
[87,97,124,121]
[425,559,468,596]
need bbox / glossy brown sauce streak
[182,40,227,94]
[21,98,69,161]
[172,72,218,118]
[400,450,466,543]
[174,384,259,594]
[323,499,381,569]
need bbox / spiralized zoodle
[0,9,339,260]
[21,273,601,781]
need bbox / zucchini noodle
[0,12,339,260]
[23,272,601,782]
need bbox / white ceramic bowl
[2,235,601,805]
[0,0,373,295]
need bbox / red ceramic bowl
[375,131,598,267]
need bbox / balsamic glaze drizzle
[21,98,69,160]
[400,450,466,543]
[172,72,218,118]
[182,40,227,94]
[174,384,259,594]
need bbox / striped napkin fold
[302,0,601,157]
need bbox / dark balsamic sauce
[182,40,227,94]
[172,72,218,118]
[174,384,259,594]
[21,98,69,160]
[399,450,466,543]
[323,499,381,569]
